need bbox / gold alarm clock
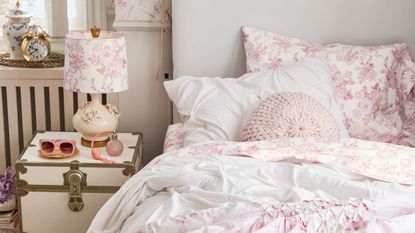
[21,26,51,62]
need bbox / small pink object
[101,157,115,164]
[91,148,113,164]
[91,148,101,160]
[241,92,340,141]
[106,133,123,156]
[90,131,121,163]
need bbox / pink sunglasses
[39,139,77,158]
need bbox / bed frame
[172,0,415,78]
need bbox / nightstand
[14,131,143,233]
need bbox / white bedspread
[88,138,415,233]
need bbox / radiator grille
[0,79,118,172]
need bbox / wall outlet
[163,73,172,80]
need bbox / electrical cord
[155,0,172,80]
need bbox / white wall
[114,0,173,164]
[117,29,172,164]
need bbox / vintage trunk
[15,131,143,233]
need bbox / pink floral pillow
[403,91,415,146]
[242,26,415,146]
[241,92,340,142]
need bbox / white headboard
[172,0,415,78]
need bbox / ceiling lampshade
[64,29,129,147]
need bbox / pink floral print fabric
[64,32,128,93]
[242,27,322,73]
[90,137,415,232]
[143,138,415,232]
[242,26,415,145]
[404,92,415,145]
[138,197,415,233]
[163,123,185,152]
[168,138,415,185]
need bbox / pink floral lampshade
[64,31,128,93]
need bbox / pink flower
[0,167,15,203]
[67,42,87,71]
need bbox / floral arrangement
[0,167,16,204]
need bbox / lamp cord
[91,131,115,164]
[156,0,171,80]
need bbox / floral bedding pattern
[140,197,415,233]
[242,26,415,145]
[163,123,184,152]
[90,137,415,233]
[167,137,415,185]
[162,129,415,185]
[405,92,415,139]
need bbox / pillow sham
[165,57,348,146]
[242,26,415,145]
[241,92,340,141]
[164,76,260,146]
[239,57,349,137]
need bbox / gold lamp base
[81,137,110,148]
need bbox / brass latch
[63,161,87,212]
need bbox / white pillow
[164,57,348,146]
[238,57,349,137]
[164,77,260,145]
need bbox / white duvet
[88,138,415,233]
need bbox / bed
[88,0,415,232]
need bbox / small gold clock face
[21,29,51,62]
[24,39,49,61]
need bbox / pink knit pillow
[241,92,340,141]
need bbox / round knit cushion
[241,92,340,141]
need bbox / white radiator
[0,70,118,172]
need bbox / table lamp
[64,27,128,147]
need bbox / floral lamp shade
[64,31,128,94]
[64,30,129,145]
